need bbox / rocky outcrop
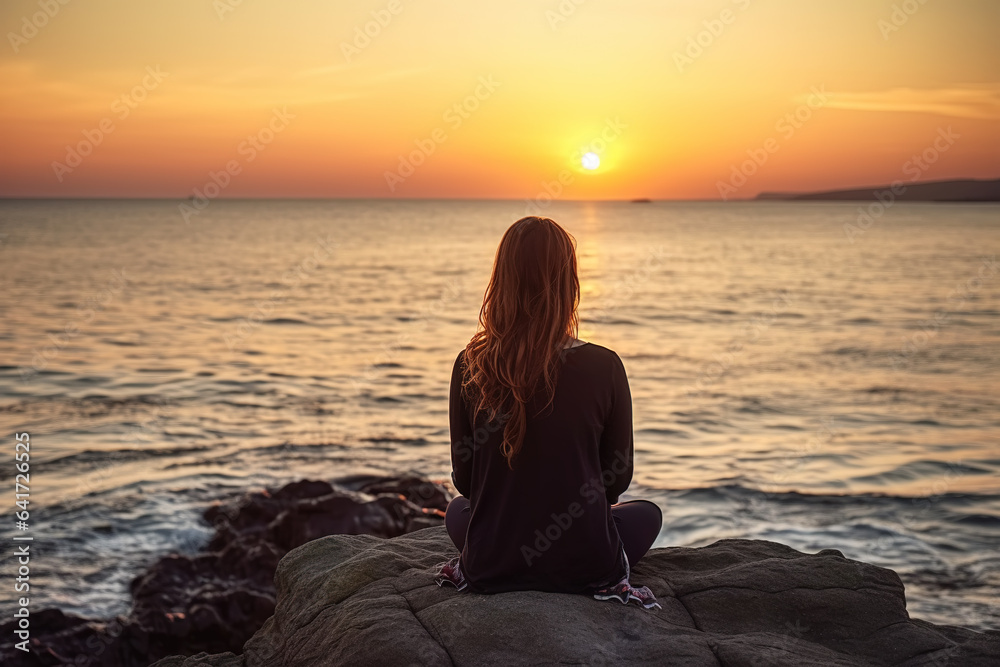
[0,476,448,667]
[152,526,999,667]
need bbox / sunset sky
[1,0,997,199]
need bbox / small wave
[77,394,169,406]
[766,423,805,431]
[215,379,270,387]
[212,400,280,409]
[830,346,869,356]
[849,460,993,486]
[264,317,312,325]
[34,369,73,376]
[666,483,1000,504]
[621,353,686,361]
[254,442,349,453]
[735,397,784,415]
[953,513,1000,527]
[645,314,707,324]
[636,428,689,438]
[45,445,213,469]
[359,436,431,446]
[902,318,978,328]
[596,318,638,326]
[71,376,112,385]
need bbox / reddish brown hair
[462,216,580,468]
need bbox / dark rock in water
[0,476,448,667]
[151,526,999,667]
[348,474,451,512]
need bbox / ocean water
[0,199,998,631]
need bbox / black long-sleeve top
[449,342,634,594]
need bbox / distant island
[756,178,1000,202]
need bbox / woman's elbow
[606,481,630,506]
[451,470,471,497]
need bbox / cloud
[808,84,1000,120]
[0,61,363,120]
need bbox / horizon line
[3,177,997,204]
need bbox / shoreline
[4,475,998,665]
[0,475,449,667]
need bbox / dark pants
[444,496,663,567]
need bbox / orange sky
[1,0,997,199]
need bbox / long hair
[462,216,580,469]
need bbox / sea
[1,199,998,631]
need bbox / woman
[435,216,662,608]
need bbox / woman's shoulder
[563,341,624,368]
[571,341,617,357]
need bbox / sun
[581,152,600,170]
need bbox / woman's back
[449,341,633,593]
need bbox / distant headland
[756,178,1000,202]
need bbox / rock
[151,526,999,667]
[0,476,448,667]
